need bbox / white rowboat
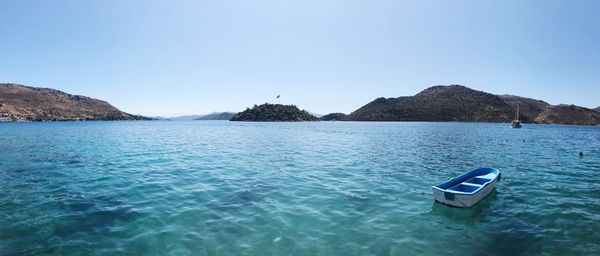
[432,167,501,208]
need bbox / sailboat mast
[515,104,519,121]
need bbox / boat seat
[475,173,496,180]
[447,184,480,193]
[461,182,484,187]
[465,177,491,185]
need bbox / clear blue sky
[1,0,599,116]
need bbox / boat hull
[432,178,497,207]
[432,167,500,208]
[511,120,522,128]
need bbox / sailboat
[511,104,522,128]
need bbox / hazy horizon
[2,0,599,116]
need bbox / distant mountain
[320,113,347,121]
[166,112,236,121]
[499,95,550,123]
[346,85,600,125]
[307,111,323,118]
[168,115,206,121]
[194,112,235,120]
[535,105,600,125]
[230,103,318,122]
[594,106,600,112]
[347,85,513,122]
[147,116,169,120]
[0,83,148,121]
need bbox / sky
[1,0,599,117]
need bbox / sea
[1,121,599,255]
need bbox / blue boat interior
[448,184,479,193]
[433,168,499,195]
[465,177,491,185]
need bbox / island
[230,103,318,122]
[344,85,600,125]
[0,83,148,121]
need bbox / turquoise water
[1,121,599,255]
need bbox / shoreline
[2,119,599,127]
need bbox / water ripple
[1,121,599,255]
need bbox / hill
[230,103,318,122]
[594,106,600,112]
[535,105,600,125]
[195,112,235,120]
[347,85,513,122]
[499,95,550,122]
[346,85,600,125]
[320,113,347,121]
[0,83,147,121]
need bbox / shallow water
[1,121,599,255]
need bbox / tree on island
[230,103,318,122]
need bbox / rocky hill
[594,106,600,112]
[195,112,235,120]
[347,85,513,122]
[499,95,550,123]
[319,113,347,121]
[0,83,147,121]
[346,85,600,125]
[535,105,600,125]
[230,103,317,122]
